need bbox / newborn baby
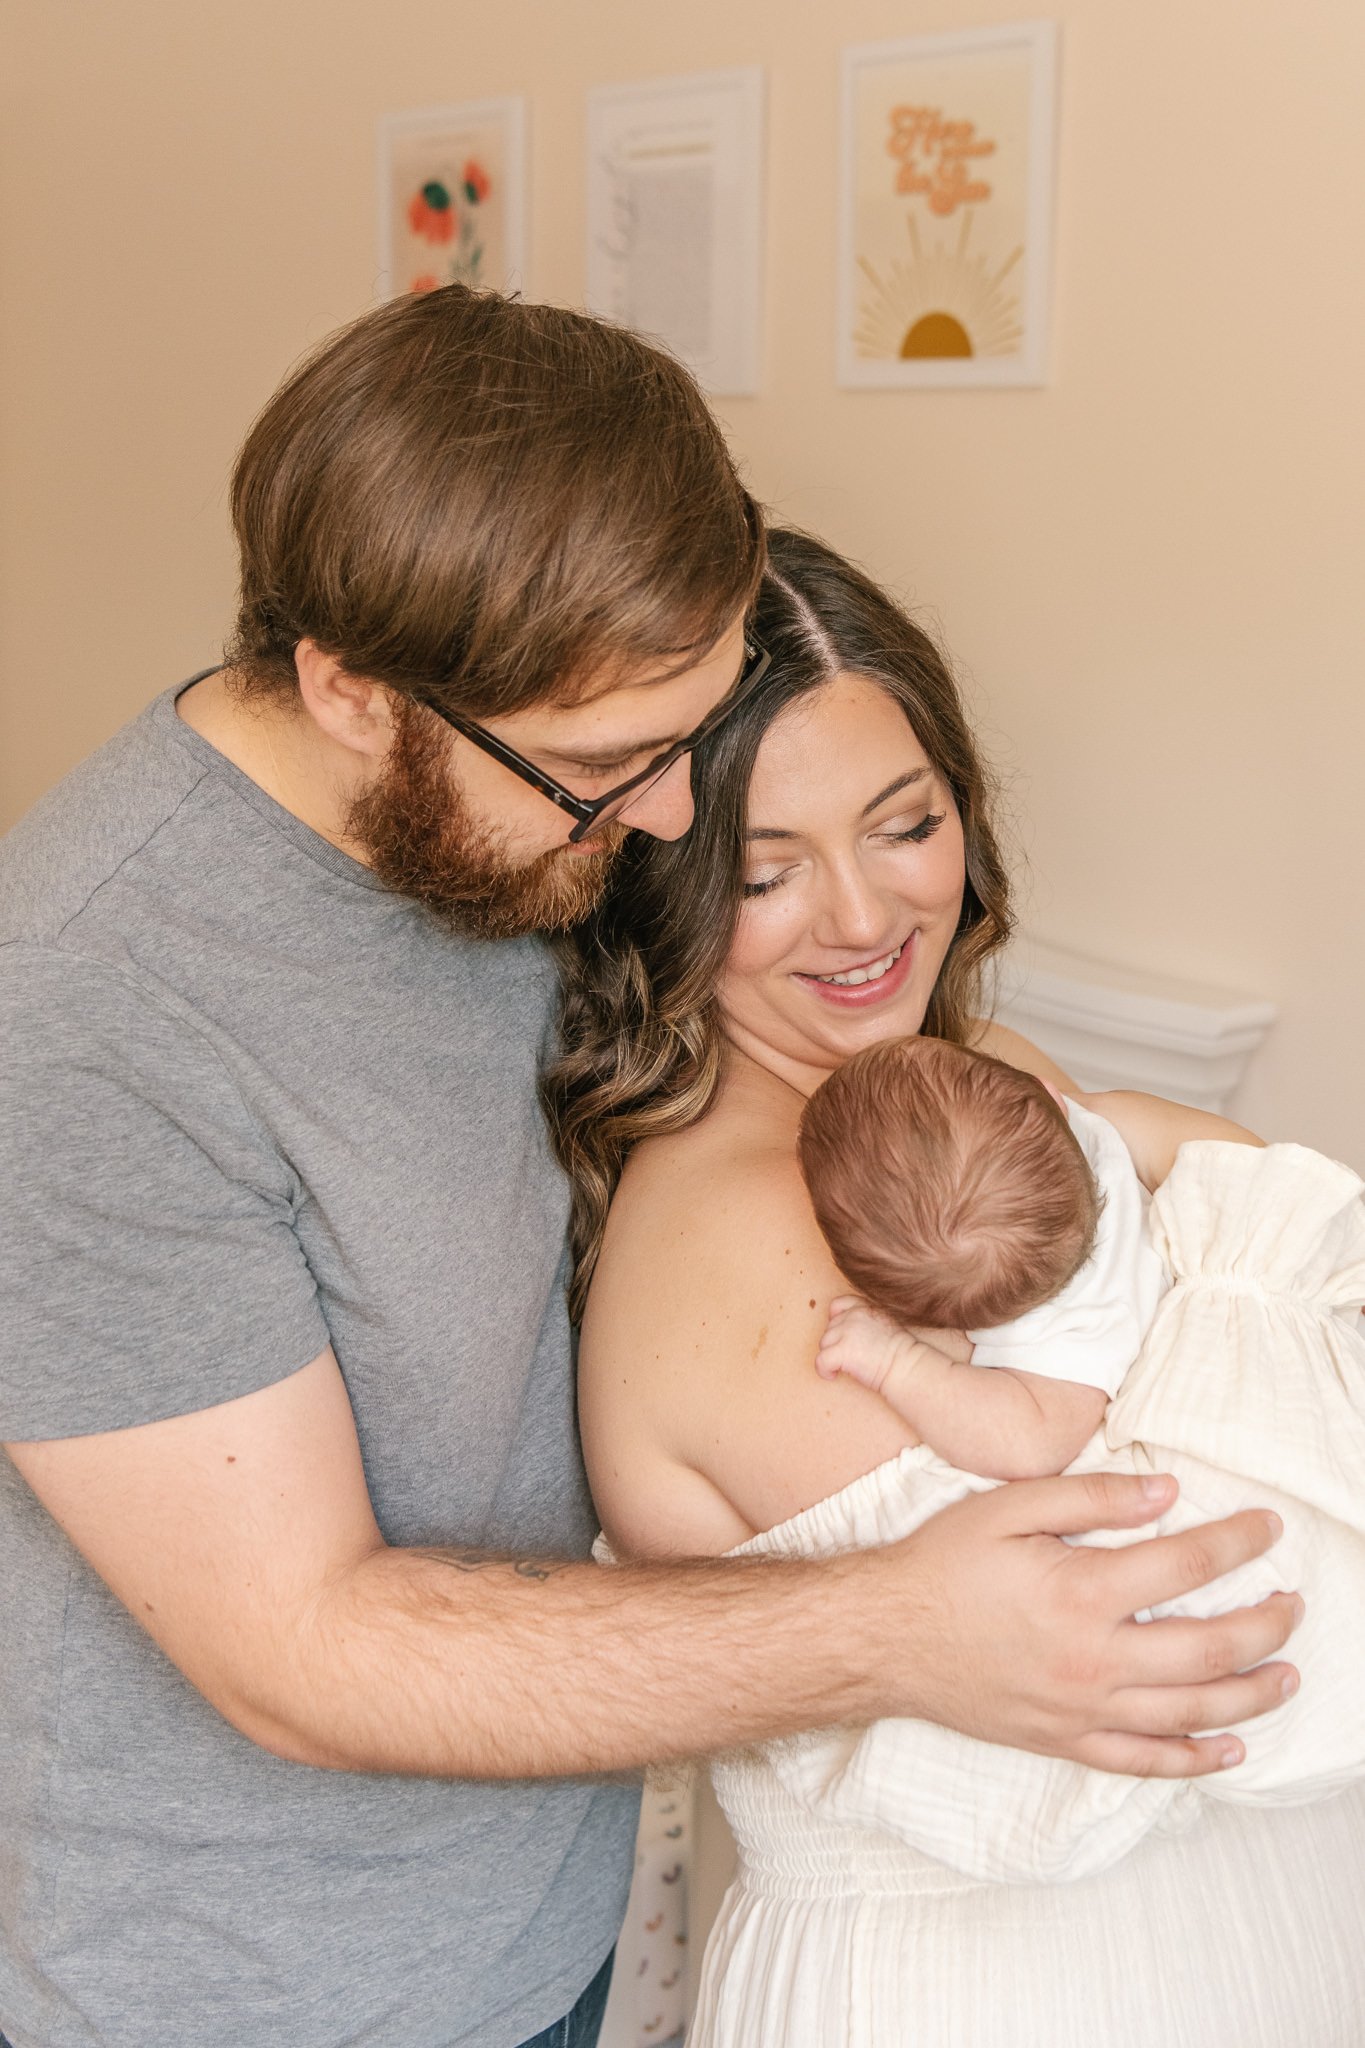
[799,1035,1171,1478]
[765,1032,1365,1883]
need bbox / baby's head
[798,1036,1101,1332]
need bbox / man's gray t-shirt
[0,683,639,2048]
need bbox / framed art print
[586,68,765,396]
[377,98,527,299]
[839,23,1058,388]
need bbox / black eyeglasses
[426,637,772,844]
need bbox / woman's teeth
[813,943,904,987]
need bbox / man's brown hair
[227,285,763,714]
[798,1036,1101,1332]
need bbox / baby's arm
[817,1297,1107,1482]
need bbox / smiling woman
[545,529,1365,2048]
[542,526,1011,1320]
[718,677,969,1069]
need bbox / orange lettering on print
[887,105,995,215]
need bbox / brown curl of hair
[542,528,1015,1322]
[226,284,763,717]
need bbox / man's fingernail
[1140,1476,1170,1500]
[1280,1669,1300,1701]
[1291,1594,1307,1625]
[1219,1739,1244,1768]
[1262,1512,1284,1541]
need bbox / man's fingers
[1111,1594,1302,1687]
[1097,1508,1284,1612]
[995,1469,1181,1537]
[1111,1660,1299,1742]
[1071,1731,1249,1781]
[999,1478,1287,1595]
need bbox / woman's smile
[795,930,919,1006]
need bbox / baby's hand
[816,1295,912,1395]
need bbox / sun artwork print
[842,28,1054,387]
[857,113,1021,363]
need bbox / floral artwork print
[379,103,523,301]
[404,158,493,290]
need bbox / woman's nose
[812,860,892,950]
[618,753,695,843]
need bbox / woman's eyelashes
[741,810,948,897]
[883,810,946,846]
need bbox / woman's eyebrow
[746,766,932,841]
[861,767,931,817]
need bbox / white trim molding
[991,937,1277,1113]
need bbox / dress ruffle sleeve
[727,1140,1365,1884]
[1105,1141,1365,1533]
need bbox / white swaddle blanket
[731,1138,1365,1886]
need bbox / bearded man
[0,286,1297,2048]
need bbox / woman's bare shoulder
[970,1016,1078,1089]
[969,1018,1264,1184]
[580,1102,918,1549]
[585,1111,832,1391]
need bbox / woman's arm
[1080,1091,1264,1192]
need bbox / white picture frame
[377,97,527,300]
[586,68,765,397]
[838,22,1058,389]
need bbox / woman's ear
[294,639,395,760]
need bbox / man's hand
[867,1470,1300,1776]
[7,1366,1299,1781]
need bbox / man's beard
[345,697,627,941]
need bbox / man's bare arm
[6,1346,1301,1781]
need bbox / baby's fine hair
[798,1036,1101,1333]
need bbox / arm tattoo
[414,1547,572,1582]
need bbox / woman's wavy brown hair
[542,528,1014,1321]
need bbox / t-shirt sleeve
[0,946,331,1439]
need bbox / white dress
[689,1141,1365,2046]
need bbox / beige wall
[4,0,1363,1162]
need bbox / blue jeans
[516,1947,615,2048]
[0,1958,617,2048]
